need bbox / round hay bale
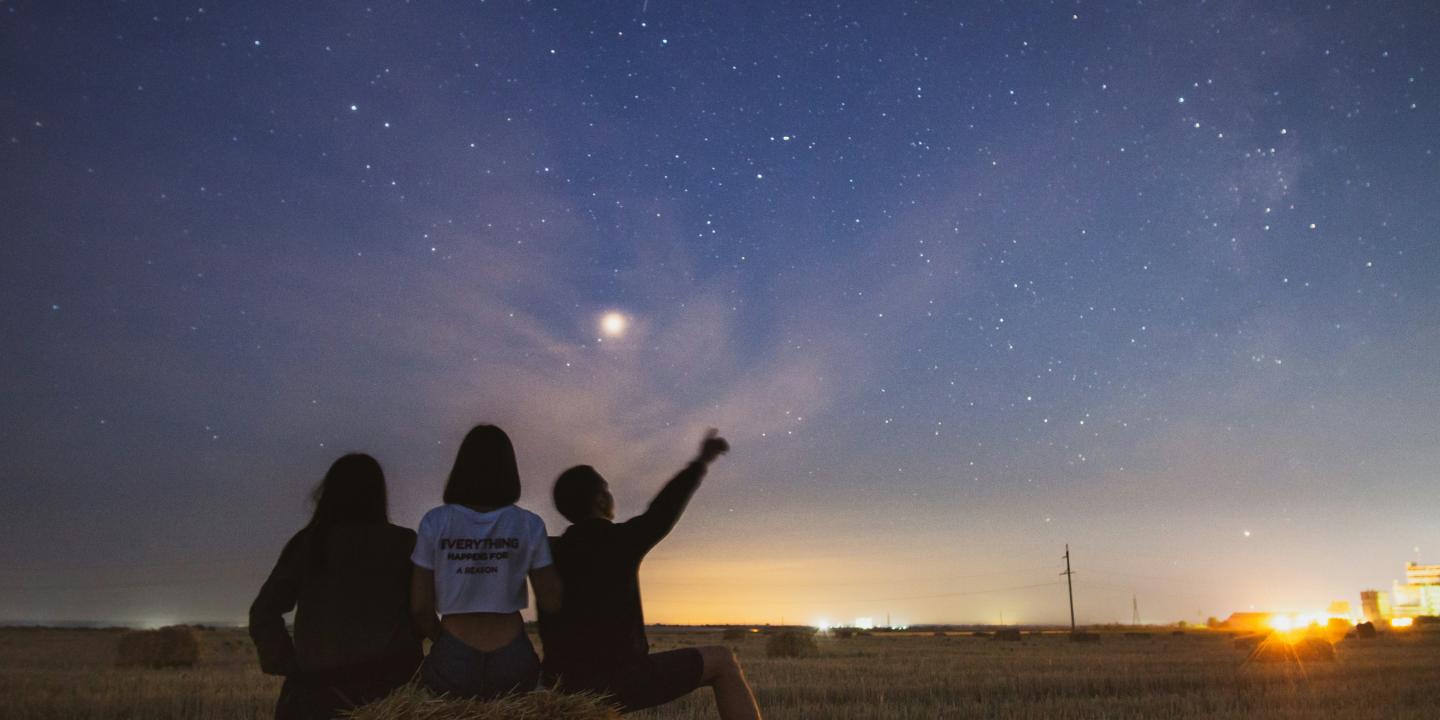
[721,627,748,642]
[115,625,200,669]
[346,683,619,720]
[1249,636,1336,663]
[1355,621,1377,639]
[764,630,819,658]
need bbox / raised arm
[248,533,303,676]
[622,430,729,553]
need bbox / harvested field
[2,626,1438,719]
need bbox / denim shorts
[421,630,540,699]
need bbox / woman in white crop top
[410,425,562,699]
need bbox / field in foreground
[2,626,1438,719]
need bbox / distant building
[1326,600,1352,617]
[1361,590,1391,623]
[1405,562,1440,586]
[1391,562,1440,618]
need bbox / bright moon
[600,311,628,337]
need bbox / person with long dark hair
[249,453,422,720]
[410,424,562,698]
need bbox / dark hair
[306,453,388,571]
[554,465,605,523]
[443,425,522,507]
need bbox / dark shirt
[540,461,706,679]
[249,522,421,677]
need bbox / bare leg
[697,645,761,720]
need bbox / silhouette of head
[307,453,388,572]
[310,453,388,527]
[443,424,522,508]
[554,465,615,523]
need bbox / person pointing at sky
[540,430,761,719]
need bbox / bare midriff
[441,611,524,652]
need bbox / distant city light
[1391,617,1414,628]
[1267,611,1353,634]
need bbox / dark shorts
[422,630,541,699]
[558,648,705,714]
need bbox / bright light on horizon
[1266,611,1355,634]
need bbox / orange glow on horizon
[1266,612,1355,634]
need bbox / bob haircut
[554,465,605,523]
[443,424,522,507]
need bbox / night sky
[3,1,1438,627]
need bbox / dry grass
[344,682,618,720]
[2,626,1439,719]
[1247,636,1336,663]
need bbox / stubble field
[2,626,1437,719]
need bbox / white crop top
[411,504,553,615]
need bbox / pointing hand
[698,428,730,465]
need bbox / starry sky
[2,1,1438,627]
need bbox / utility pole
[1132,593,1141,625]
[1062,544,1077,634]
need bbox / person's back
[282,523,420,670]
[412,503,550,623]
[543,520,647,666]
[250,454,421,720]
